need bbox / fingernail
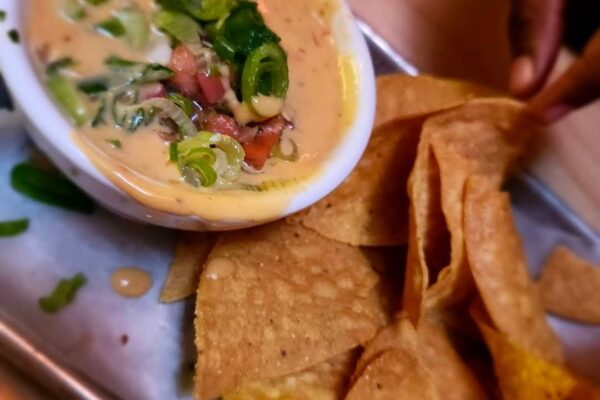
[543,104,573,123]
[509,56,535,97]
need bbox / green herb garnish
[39,273,87,314]
[167,93,194,117]
[241,42,288,102]
[11,163,95,214]
[47,71,90,126]
[0,219,29,237]
[213,2,280,63]
[94,17,126,37]
[106,139,122,149]
[7,29,19,43]
[0,10,6,22]
[46,57,75,74]
[84,0,109,6]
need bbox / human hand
[508,0,600,122]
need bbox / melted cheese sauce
[111,267,153,298]
[27,0,356,222]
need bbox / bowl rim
[0,0,375,226]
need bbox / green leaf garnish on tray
[39,273,87,314]
[11,163,95,214]
[0,218,29,237]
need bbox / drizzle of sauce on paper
[111,267,153,298]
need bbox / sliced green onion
[155,0,189,15]
[0,219,29,237]
[92,97,107,126]
[84,0,108,5]
[116,8,150,50]
[206,132,244,166]
[105,56,173,85]
[184,0,236,21]
[8,29,19,43]
[11,163,95,214]
[47,72,90,126]
[46,57,75,74]
[95,17,126,37]
[139,98,195,136]
[60,0,86,21]
[104,56,139,70]
[77,77,109,94]
[181,158,217,187]
[167,93,194,117]
[271,137,298,162]
[242,43,288,102]
[39,273,87,314]
[106,139,122,149]
[176,132,245,185]
[213,2,280,62]
[169,142,179,162]
[154,10,201,45]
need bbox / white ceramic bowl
[0,0,375,230]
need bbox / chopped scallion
[0,219,29,237]
[11,163,95,214]
[116,8,150,50]
[106,139,122,149]
[7,29,19,43]
[94,17,126,37]
[46,57,76,74]
[39,273,87,314]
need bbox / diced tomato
[138,83,167,101]
[242,116,289,170]
[169,45,198,74]
[197,73,226,105]
[199,110,240,139]
[169,45,201,99]
[170,72,200,99]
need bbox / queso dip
[27,0,353,220]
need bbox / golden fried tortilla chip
[538,246,600,325]
[346,349,432,400]
[224,350,357,400]
[375,74,499,127]
[348,315,486,400]
[160,232,214,303]
[403,98,530,325]
[293,119,422,247]
[470,302,600,400]
[464,180,564,364]
[194,222,386,399]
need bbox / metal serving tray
[0,21,598,400]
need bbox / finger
[509,0,564,97]
[527,29,600,123]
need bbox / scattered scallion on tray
[39,273,87,314]
[0,218,29,237]
[11,162,95,214]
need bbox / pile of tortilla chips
[160,74,600,399]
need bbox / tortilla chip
[293,118,422,246]
[160,232,214,303]
[464,180,564,363]
[471,302,600,400]
[348,315,486,399]
[194,221,386,399]
[403,98,530,325]
[346,349,433,400]
[538,246,600,325]
[223,350,357,400]
[375,74,500,127]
